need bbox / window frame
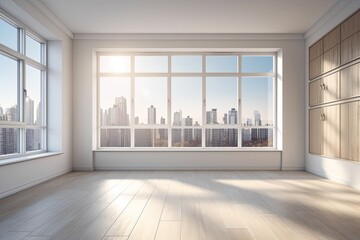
[96,52,277,151]
[0,10,47,159]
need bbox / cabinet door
[322,105,340,158]
[323,45,340,73]
[309,56,322,80]
[324,27,340,52]
[309,79,322,106]
[341,32,360,64]
[341,12,356,41]
[341,63,360,99]
[323,71,340,103]
[341,101,359,161]
[309,108,322,155]
[309,39,323,61]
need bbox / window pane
[242,77,274,126]
[135,129,168,147]
[135,77,167,125]
[0,18,18,51]
[100,77,130,126]
[135,56,167,73]
[242,56,274,73]
[0,128,19,155]
[172,77,202,126]
[206,129,238,147]
[0,54,19,122]
[206,77,237,124]
[172,129,202,147]
[100,129,130,147]
[242,128,273,147]
[25,65,42,126]
[26,128,42,151]
[26,35,42,63]
[171,56,202,73]
[99,55,130,73]
[206,56,237,73]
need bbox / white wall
[305,0,360,190]
[72,36,305,170]
[0,1,73,198]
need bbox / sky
[99,55,274,126]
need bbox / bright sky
[98,55,275,126]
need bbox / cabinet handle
[322,84,326,91]
[319,84,326,91]
[319,84,323,90]
[321,114,326,121]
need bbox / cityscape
[0,97,42,155]
[100,96,273,147]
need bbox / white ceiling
[38,0,339,34]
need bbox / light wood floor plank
[155,221,181,240]
[181,203,205,240]
[128,179,170,240]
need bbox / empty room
[0,0,360,239]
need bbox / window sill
[94,148,281,152]
[0,152,63,166]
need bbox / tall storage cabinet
[309,9,360,162]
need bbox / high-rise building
[206,109,217,124]
[35,102,41,125]
[223,113,228,124]
[184,116,193,126]
[135,116,139,124]
[113,96,129,126]
[148,105,156,124]
[0,106,3,116]
[25,97,34,125]
[173,110,182,126]
[160,116,165,124]
[246,118,252,126]
[184,116,193,143]
[228,108,237,124]
[254,110,261,126]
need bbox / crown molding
[73,33,304,41]
[27,0,73,39]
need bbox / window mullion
[202,54,206,148]
[131,55,135,148]
[168,55,172,148]
[238,54,242,148]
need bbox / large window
[0,12,46,158]
[97,53,276,149]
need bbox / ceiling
[38,0,339,34]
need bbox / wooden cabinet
[341,101,360,161]
[323,44,340,73]
[309,72,340,106]
[324,27,340,52]
[340,62,360,99]
[309,9,360,161]
[309,40,323,61]
[309,56,322,80]
[309,105,340,158]
[341,10,360,41]
[341,31,360,64]
[322,105,340,158]
[309,108,322,155]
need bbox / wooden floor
[0,171,360,240]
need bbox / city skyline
[101,95,272,127]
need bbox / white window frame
[0,9,47,159]
[96,51,277,151]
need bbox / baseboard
[306,167,360,191]
[0,168,71,199]
[281,166,305,171]
[72,166,94,171]
[94,166,281,171]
